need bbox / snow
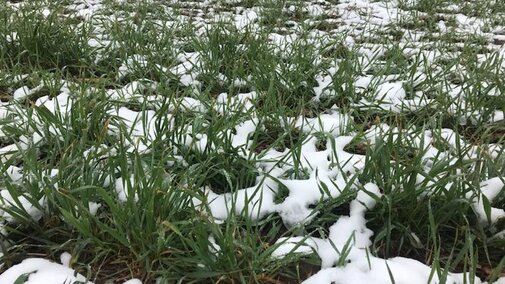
[13,85,43,101]
[1,0,504,283]
[0,190,45,223]
[470,177,505,225]
[295,109,350,135]
[272,182,494,284]
[0,258,90,284]
[303,257,485,284]
[59,252,72,267]
[235,9,258,31]
[0,254,142,284]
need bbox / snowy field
[0,0,504,283]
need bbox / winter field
[0,0,504,283]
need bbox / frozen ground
[0,0,504,283]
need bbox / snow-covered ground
[0,0,504,283]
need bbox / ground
[0,0,504,283]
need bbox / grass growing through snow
[0,0,504,283]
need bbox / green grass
[0,0,504,283]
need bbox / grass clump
[0,7,92,75]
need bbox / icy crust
[1,0,505,283]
